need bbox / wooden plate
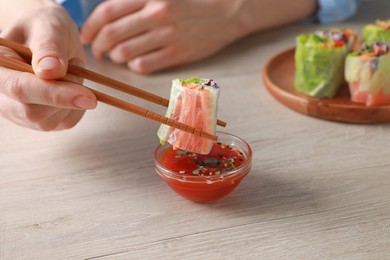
[262,48,390,124]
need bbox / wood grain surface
[1,1,390,259]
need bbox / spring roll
[362,19,390,45]
[157,77,220,155]
[345,42,390,106]
[294,28,357,97]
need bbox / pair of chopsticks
[0,38,226,141]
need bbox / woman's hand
[0,3,97,131]
[80,0,318,74]
[80,0,244,74]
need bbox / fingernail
[128,59,144,73]
[38,57,62,71]
[73,96,96,109]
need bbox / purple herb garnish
[201,79,219,89]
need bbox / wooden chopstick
[0,38,227,127]
[0,54,218,142]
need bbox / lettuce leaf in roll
[362,19,390,45]
[294,29,356,97]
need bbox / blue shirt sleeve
[316,0,362,24]
[55,0,103,27]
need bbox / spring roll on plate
[345,42,390,106]
[362,19,390,45]
[294,28,357,98]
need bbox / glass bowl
[154,131,252,203]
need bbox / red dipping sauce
[154,132,252,203]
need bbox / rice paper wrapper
[294,34,347,98]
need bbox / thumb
[26,4,83,80]
[29,39,69,80]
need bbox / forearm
[0,0,57,29]
[233,0,318,37]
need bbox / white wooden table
[2,1,390,259]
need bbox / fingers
[0,5,91,131]
[80,0,193,73]
[80,0,146,45]
[108,27,172,64]
[56,110,85,130]
[0,6,85,81]
[127,46,185,74]
[38,109,85,131]
[28,26,69,80]
[0,66,93,131]
[0,95,57,125]
[27,7,84,80]
[1,27,69,80]
[0,67,97,110]
[0,95,85,131]
[88,12,149,59]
